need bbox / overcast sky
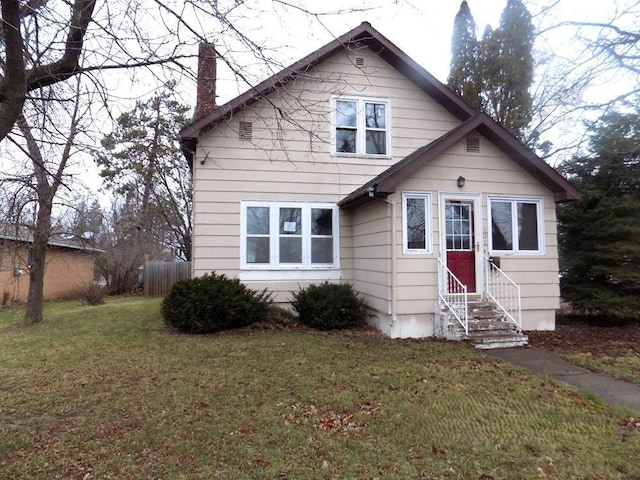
[212,0,510,103]
[208,0,631,105]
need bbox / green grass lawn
[1,298,638,479]
[563,353,640,386]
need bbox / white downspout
[383,197,397,331]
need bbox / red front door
[445,201,476,292]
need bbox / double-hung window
[488,197,544,254]
[242,201,339,269]
[402,192,432,254]
[334,97,389,156]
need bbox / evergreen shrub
[161,272,272,333]
[291,281,369,330]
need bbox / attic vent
[355,57,365,67]
[239,121,253,141]
[465,136,480,153]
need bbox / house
[0,226,100,304]
[180,22,579,342]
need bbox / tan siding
[387,133,561,326]
[351,201,391,315]
[191,45,563,334]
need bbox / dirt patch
[527,318,640,357]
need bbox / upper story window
[241,201,340,269]
[488,197,544,255]
[334,97,390,156]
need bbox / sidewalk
[485,348,640,412]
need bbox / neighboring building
[180,22,579,340]
[0,227,100,304]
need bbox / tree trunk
[24,196,53,323]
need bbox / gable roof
[179,21,476,163]
[339,112,581,207]
[181,21,579,204]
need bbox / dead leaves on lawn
[282,401,380,434]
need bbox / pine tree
[448,1,481,109]
[484,0,535,141]
[448,0,534,142]
[558,110,640,321]
[96,82,193,261]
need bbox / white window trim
[487,196,545,255]
[240,201,340,270]
[402,192,433,254]
[331,96,391,158]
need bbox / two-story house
[180,22,579,342]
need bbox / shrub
[83,282,106,306]
[291,281,369,330]
[161,272,273,334]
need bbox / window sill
[331,152,392,160]
[239,269,343,282]
[488,251,545,256]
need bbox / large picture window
[241,201,339,269]
[488,197,544,254]
[402,192,432,254]
[334,97,389,156]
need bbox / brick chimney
[195,42,216,120]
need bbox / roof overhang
[339,113,580,208]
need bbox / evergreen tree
[448,1,481,109]
[96,82,192,261]
[558,110,640,321]
[484,0,535,141]
[448,0,534,142]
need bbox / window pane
[491,201,513,250]
[365,103,386,128]
[518,202,539,250]
[406,198,426,250]
[279,237,302,263]
[336,100,357,127]
[247,237,269,263]
[336,129,356,153]
[279,208,301,235]
[311,209,332,235]
[366,130,386,155]
[247,207,269,235]
[311,238,333,263]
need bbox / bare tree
[0,0,392,144]
[4,77,88,323]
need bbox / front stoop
[466,301,528,349]
[436,300,528,349]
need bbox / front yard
[1,298,638,479]
[528,320,640,386]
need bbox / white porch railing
[437,258,468,335]
[485,258,522,330]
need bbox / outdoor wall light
[457,175,466,188]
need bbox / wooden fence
[144,261,191,296]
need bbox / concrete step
[467,319,517,332]
[469,334,529,349]
[467,329,520,339]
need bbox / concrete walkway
[486,348,640,412]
